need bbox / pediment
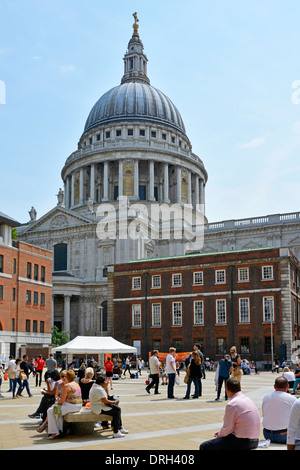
[241,241,261,249]
[19,206,94,234]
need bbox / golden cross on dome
[132,12,139,37]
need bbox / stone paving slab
[0,371,287,451]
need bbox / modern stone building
[18,16,207,339]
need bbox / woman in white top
[283,367,295,389]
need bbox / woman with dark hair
[183,352,202,399]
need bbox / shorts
[106,371,113,377]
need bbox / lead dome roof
[84,82,186,135]
[83,16,186,137]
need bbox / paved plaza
[0,370,287,451]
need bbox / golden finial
[132,12,139,37]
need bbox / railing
[205,212,300,231]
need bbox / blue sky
[1,0,300,224]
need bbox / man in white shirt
[146,350,160,395]
[166,347,177,399]
[262,376,297,444]
[89,374,128,438]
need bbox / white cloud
[59,64,76,74]
[240,134,269,148]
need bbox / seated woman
[79,367,95,406]
[28,370,61,422]
[47,369,82,439]
[283,366,295,389]
[36,370,67,433]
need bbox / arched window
[53,243,68,272]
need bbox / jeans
[293,378,300,392]
[263,428,287,444]
[200,434,259,450]
[167,373,176,398]
[19,378,31,396]
[101,403,123,433]
[184,377,199,398]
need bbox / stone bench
[63,407,112,435]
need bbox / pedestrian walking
[146,350,160,395]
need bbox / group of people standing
[145,343,206,399]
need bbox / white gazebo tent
[51,336,137,355]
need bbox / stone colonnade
[64,160,205,210]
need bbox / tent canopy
[51,336,137,355]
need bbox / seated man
[200,377,261,450]
[262,376,297,444]
[89,374,128,438]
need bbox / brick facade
[108,247,300,366]
[0,239,53,358]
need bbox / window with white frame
[152,303,161,327]
[194,300,204,325]
[151,275,161,289]
[262,266,273,280]
[132,304,141,327]
[216,299,226,324]
[238,267,249,282]
[172,302,182,326]
[132,276,141,290]
[263,296,274,322]
[193,271,204,285]
[215,269,226,284]
[172,273,182,287]
[239,298,250,323]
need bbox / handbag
[3,372,8,381]
[184,364,191,384]
[19,372,27,381]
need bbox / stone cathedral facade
[18,16,208,339]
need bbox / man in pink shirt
[200,377,261,450]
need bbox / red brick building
[0,212,53,359]
[108,247,300,368]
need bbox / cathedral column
[79,167,84,204]
[188,171,192,205]
[149,160,155,201]
[163,163,170,203]
[65,176,70,209]
[176,166,182,204]
[194,175,200,208]
[64,294,71,337]
[134,159,139,200]
[199,178,205,207]
[71,173,75,207]
[102,161,109,201]
[118,160,123,198]
[90,164,95,202]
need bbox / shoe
[183,396,189,399]
[145,387,150,394]
[113,431,125,438]
[154,392,161,395]
[28,413,40,419]
[120,427,128,434]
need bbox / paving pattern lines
[0,371,279,450]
